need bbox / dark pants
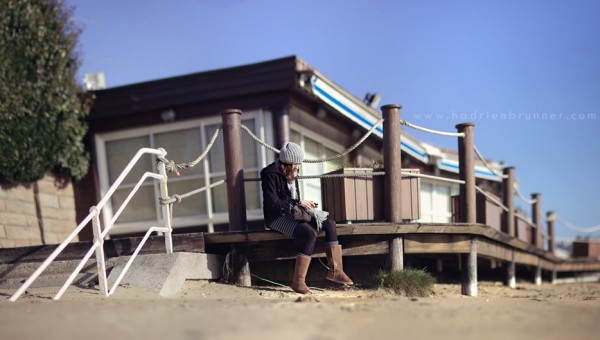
[291,217,338,256]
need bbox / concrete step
[107,252,224,296]
[1,252,224,297]
[0,258,119,289]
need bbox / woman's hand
[301,200,318,209]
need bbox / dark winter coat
[260,162,301,227]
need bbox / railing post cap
[532,192,541,198]
[455,122,475,129]
[221,109,242,115]
[380,104,403,110]
[503,166,515,171]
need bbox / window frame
[95,109,272,235]
[289,121,347,205]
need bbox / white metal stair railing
[9,148,173,302]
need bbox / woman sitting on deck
[260,142,353,294]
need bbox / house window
[96,110,270,235]
[290,126,347,206]
[419,181,459,223]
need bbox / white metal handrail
[10,148,171,302]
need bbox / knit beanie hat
[278,142,304,164]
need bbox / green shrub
[373,268,436,297]
[0,0,92,183]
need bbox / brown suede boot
[326,245,354,285]
[291,254,312,294]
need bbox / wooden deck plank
[201,222,600,272]
[404,234,471,254]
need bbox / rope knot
[157,157,180,177]
[159,194,182,205]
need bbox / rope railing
[554,215,600,233]
[157,126,222,176]
[514,212,535,226]
[476,186,510,212]
[514,185,537,205]
[403,172,465,185]
[473,145,508,179]
[240,124,280,153]
[242,170,465,185]
[400,119,465,138]
[240,118,384,164]
[159,179,226,205]
[297,171,386,180]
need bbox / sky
[68,0,600,240]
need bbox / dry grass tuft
[373,268,436,297]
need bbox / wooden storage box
[452,193,504,232]
[515,215,534,245]
[572,239,600,258]
[321,168,420,223]
[475,192,503,231]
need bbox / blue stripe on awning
[312,77,428,162]
[440,160,501,180]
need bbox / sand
[1,281,599,340]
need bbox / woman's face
[280,162,300,183]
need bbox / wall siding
[0,173,78,248]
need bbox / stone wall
[0,173,78,248]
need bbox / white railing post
[157,149,173,254]
[91,206,108,296]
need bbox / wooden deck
[204,223,600,274]
[2,223,597,295]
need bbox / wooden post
[436,259,443,272]
[502,167,515,237]
[381,104,403,223]
[221,109,250,286]
[389,237,404,271]
[349,128,365,166]
[547,211,555,254]
[506,260,516,289]
[502,167,516,288]
[456,123,476,224]
[456,123,478,296]
[532,193,542,248]
[272,106,290,149]
[535,266,542,286]
[460,238,478,297]
[221,109,248,231]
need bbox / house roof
[90,56,303,119]
[89,55,505,181]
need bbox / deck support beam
[506,260,516,289]
[461,237,478,297]
[389,237,404,271]
[535,266,542,286]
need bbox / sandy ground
[1,280,599,340]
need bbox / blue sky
[69,0,600,240]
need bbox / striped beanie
[278,142,304,164]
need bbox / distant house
[75,56,504,239]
